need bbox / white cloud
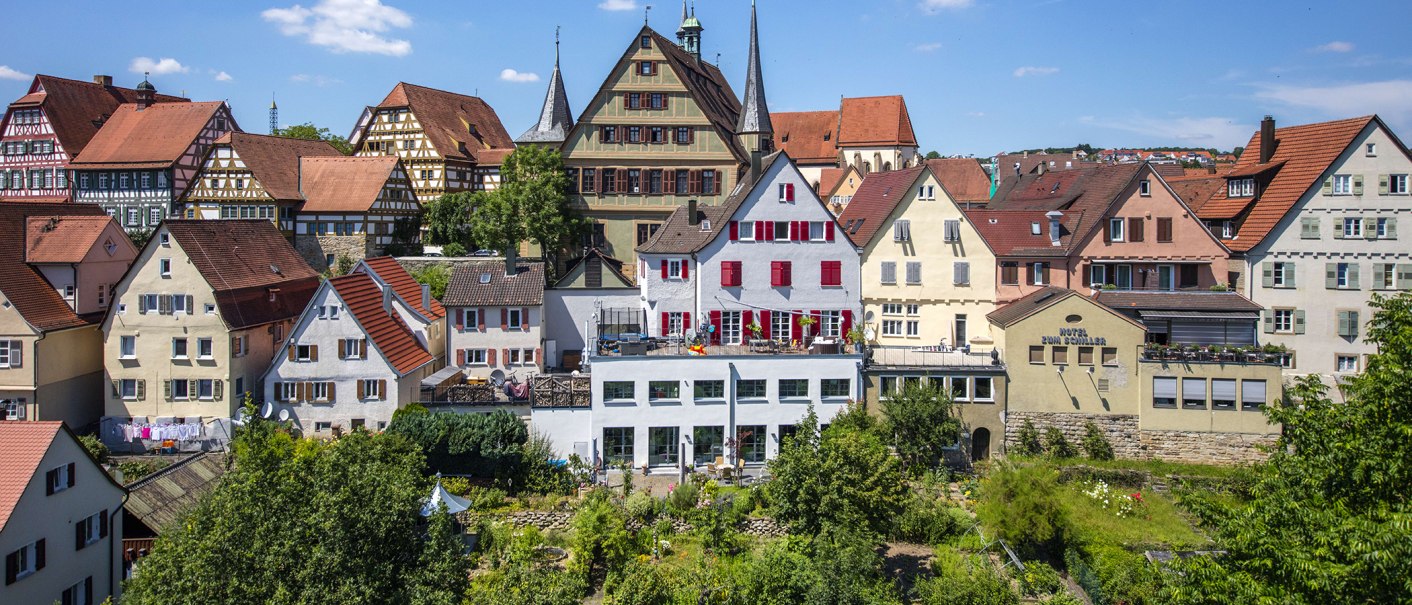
[913,42,943,52]
[129,57,189,76]
[0,66,30,81]
[499,69,540,83]
[1314,41,1354,53]
[919,0,974,13]
[1013,66,1059,77]
[214,71,234,82]
[262,0,413,57]
[966,111,986,118]
[1255,79,1412,127]
[1080,115,1253,148]
[290,73,343,86]
[597,0,637,10]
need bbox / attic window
[781,134,789,143]
[1031,222,1041,235]
[270,264,282,276]
[823,132,830,141]
[479,273,492,284]
[700,219,712,232]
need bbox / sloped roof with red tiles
[988,286,1145,331]
[965,209,1083,257]
[25,215,114,264]
[0,421,63,532]
[836,166,928,246]
[925,158,992,203]
[5,75,187,158]
[0,204,113,331]
[1093,290,1262,313]
[817,167,852,197]
[218,132,343,202]
[329,273,434,376]
[996,153,1097,175]
[164,220,319,329]
[444,261,546,307]
[1203,116,1379,251]
[1165,175,1227,214]
[771,110,840,164]
[838,96,917,147]
[989,162,1145,249]
[297,156,402,212]
[357,256,445,320]
[375,82,514,164]
[69,101,227,169]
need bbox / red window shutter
[687,127,695,144]
[683,312,691,331]
[623,92,630,109]
[664,169,675,193]
[785,183,795,202]
[616,126,625,143]
[729,221,739,241]
[661,259,668,279]
[457,349,466,365]
[759,310,771,339]
[487,348,497,366]
[783,262,792,286]
[842,310,854,337]
[662,312,670,336]
[501,308,508,330]
[791,311,803,341]
[720,263,731,287]
[478,308,486,331]
[743,310,754,331]
[714,170,722,194]
[765,222,775,240]
[826,221,836,241]
[680,259,688,279]
[1104,221,1112,243]
[789,221,798,241]
[690,170,702,194]
[754,221,765,240]
[521,308,530,331]
[770,261,781,286]
[710,310,723,345]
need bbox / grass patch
[1060,483,1209,550]
[1012,455,1250,479]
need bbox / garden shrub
[1080,422,1115,461]
[1043,427,1078,459]
[624,491,655,521]
[916,549,1019,605]
[1082,544,1160,605]
[1016,420,1044,456]
[668,481,699,514]
[468,486,508,511]
[1014,560,1064,597]
[736,538,818,604]
[604,559,677,605]
[78,434,109,464]
[892,494,964,544]
[976,463,1071,560]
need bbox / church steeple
[677,1,703,60]
[735,1,772,154]
[516,27,575,146]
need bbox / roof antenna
[644,4,651,24]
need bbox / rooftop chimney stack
[505,247,519,277]
[1259,115,1275,164]
[1046,210,1063,246]
[382,287,393,316]
[421,283,432,313]
[687,199,699,226]
[93,75,112,86]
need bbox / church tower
[516,28,575,146]
[735,1,773,155]
[677,1,703,60]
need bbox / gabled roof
[835,166,927,246]
[987,286,1144,331]
[25,215,113,263]
[374,82,514,164]
[1092,290,1263,313]
[1199,116,1380,252]
[0,421,63,532]
[818,166,855,198]
[5,74,187,157]
[989,162,1146,249]
[356,256,446,320]
[965,209,1082,258]
[771,111,840,164]
[996,153,1096,175]
[124,452,227,534]
[70,102,229,170]
[0,204,114,331]
[297,156,402,212]
[644,27,745,161]
[1165,175,1227,214]
[444,261,546,307]
[214,132,343,202]
[163,220,319,330]
[637,152,789,254]
[925,158,992,203]
[554,248,634,289]
[329,273,434,376]
[838,96,917,147]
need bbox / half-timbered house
[348,82,514,200]
[292,156,420,270]
[180,132,343,234]
[0,75,186,203]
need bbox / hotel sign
[1042,327,1107,346]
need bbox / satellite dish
[235,407,250,423]
[278,409,290,422]
[260,402,275,419]
[864,310,875,322]
[863,328,877,340]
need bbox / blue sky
[3,0,1410,156]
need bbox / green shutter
[1301,217,1319,239]
[1364,218,1378,240]
[1294,310,1306,334]
[1373,264,1387,290]
[1284,263,1296,288]
[1337,311,1349,337]
[1386,218,1397,239]
[1326,263,1338,289]
[1379,174,1390,195]
[1322,178,1334,195]
[1262,262,1274,288]
[1396,264,1412,290]
[1262,310,1274,334]
[1333,219,1345,239]
[1349,311,1360,338]
[1348,263,1360,289]
[1352,174,1364,195]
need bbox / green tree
[410,264,450,299]
[880,381,961,471]
[410,509,470,605]
[386,409,528,482]
[77,434,109,464]
[274,122,353,154]
[1080,422,1114,460]
[767,406,907,537]
[423,191,476,249]
[975,462,1070,560]
[1015,419,1043,456]
[466,146,586,281]
[925,150,942,159]
[570,491,633,587]
[1164,293,1412,604]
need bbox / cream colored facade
[102,227,293,431]
[859,169,998,350]
[181,144,284,226]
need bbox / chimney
[1036,161,1046,176]
[93,75,112,87]
[687,199,699,226]
[749,150,763,184]
[421,283,432,313]
[1259,115,1275,164]
[1013,162,1021,176]
[504,247,519,277]
[382,287,393,316]
[1046,210,1063,246]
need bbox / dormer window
[1228,178,1255,198]
[1031,222,1041,235]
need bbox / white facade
[542,288,639,369]
[448,305,544,379]
[1245,121,1412,385]
[531,352,861,468]
[638,155,862,343]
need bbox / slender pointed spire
[735,1,772,142]
[516,27,575,145]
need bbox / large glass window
[737,379,766,400]
[737,425,767,463]
[603,427,634,465]
[603,381,634,402]
[648,380,680,402]
[721,311,742,344]
[1211,379,1237,409]
[693,426,724,465]
[771,312,792,344]
[1182,378,1207,409]
[973,377,994,402]
[1153,377,1177,408]
[694,380,725,401]
[820,379,850,399]
[649,427,679,466]
[1241,380,1266,411]
[778,379,809,400]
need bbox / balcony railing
[1139,344,1285,365]
[865,345,1006,369]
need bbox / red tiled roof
[986,287,1077,327]
[70,102,228,169]
[925,158,992,203]
[965,209,1082,257]
[25,216,113,263]
[216,132,343,202]
[989,162,1145,248]
[0,204,114,331]
[1205,116,1377,252]
[375,83,514,164]
[329,273,434,376]
[771,110,839,164]
[358,256,445,320]
[164,220,319,330]
[836,166,926,246]
[1165,175,1227,214]
[444,261,545,307]
[996,153,1097,175]
[297,156,402,212]
[6,75,187,158]
[838,96,917,147]
[0,421,62,532]
[1092,290,1263,313]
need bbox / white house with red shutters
[443,260,545,381]
[636,151,862,346]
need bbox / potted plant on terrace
[846,326,867,353]
[797,315,817,347]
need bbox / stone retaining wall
[1005,411,1143,459]
[1005,411,1273,465]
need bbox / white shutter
[1241,380,1266,405]
[1153,377,1177,399]
[954,261,969,285]
[1182,378,1206,403]
[881,262,896,284]
[1211,379,1236,402]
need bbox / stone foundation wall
[1005,411,1273,465]
[296,235,372,271]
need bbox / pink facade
[0,105,71,200]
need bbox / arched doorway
[971,428,990,462]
